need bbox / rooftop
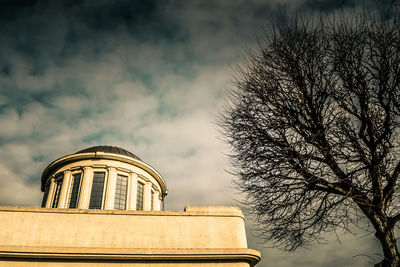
[76,145,141,161]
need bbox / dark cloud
[0,1,389,266]
[0,0,272,60]
[76,1,178,39]
[0,0,275,116]
[299,0,395,15]
[301,0,356,11]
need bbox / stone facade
[0,206,260,266]
[0,146,260,266]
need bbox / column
[153,191,160,211]
[77,167,93,209]
[104,167,117,210]
[45,178,56,208]
[128,173,138,210]
[144,181,151,211]
[58,171,72,208]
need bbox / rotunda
[40,145,167,211]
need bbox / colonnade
[43,166,161,211]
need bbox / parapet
[0,206,260,266]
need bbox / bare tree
[220,8,400,267]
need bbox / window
[68,173,82,208]
[89,172,106,209]
[114,174,128,210]
[150,190,154,211]
[136,182,144,210]
[41,184,50,208]
[52,177,63,208]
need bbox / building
[40,146,167,211]
[0,146,261,266]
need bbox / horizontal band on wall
[0,205,245,219]
[0,246,260,265]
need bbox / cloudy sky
[0,0,389,266]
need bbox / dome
[40,145,167,211]
[76,145,141,161]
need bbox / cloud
[0,1,390,266]
[0,164,41,206]
[246,222,383,267]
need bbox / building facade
[0,146,260,266]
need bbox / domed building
[40,146,167,211]
[0,145,261,267]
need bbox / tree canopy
[221,8,400,267]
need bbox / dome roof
[41,145,146,191]
[76,146,141,161]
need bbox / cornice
[0,246,261,266]
[41,152,167,195]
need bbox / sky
[0,0,389,266]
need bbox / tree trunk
[374,228,400,267]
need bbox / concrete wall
[0,206,260,266]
